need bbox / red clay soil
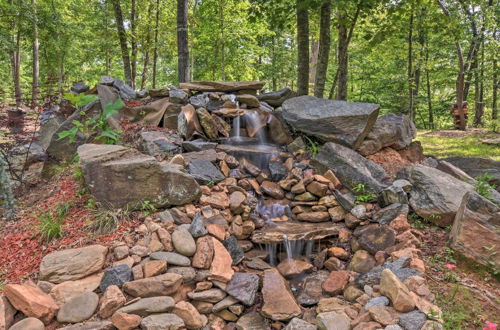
[0,174,139,285]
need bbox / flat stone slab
[251,221,345,244]
[179,81,265,92]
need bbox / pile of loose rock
[2,79,499,330]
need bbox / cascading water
[232,115,241,139]
[244,111,268,145]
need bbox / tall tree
[492,56,498,120]
[141,1,154,89]
[110,0,132,86]
[32,0,39,107]
[407,6,414,118]
[314,0,331,98]
[130,0,137,88]
[152,0,160,88]
[296,0,309,95]
[177,0,189,82]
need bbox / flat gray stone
[57,292,99,323]
[117,296,175,317]
[149,252,191,266]
[141,313,185,330]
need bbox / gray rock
[189,94,209,109]
[58,320,113,330]
[226,272,260,306]
[449,192,500,267]
[189,213,208,238]
[316,311,350,330]
[437,160,475,183]
[188,288,227,303]
[9,318,45,330]
[357,257,420,287]
[393,179,412,193]
[137,89,149,98]
[355,224,396,254]
[169,88,188,104]
[244,258,272,270]
[443,156,500,189]
[77,144,201,210]
[158,210,175,223]
[113,78,136,99]
[182,139,217,152]
[269,161,288,181]
[312,142,389,194]
[187,159,225,185]
[333,190,355,211]
[38,114,65,149]
[100,76,115,85]
[381,185,409,206]
[167,267,196,283]
[172,229,196,256]
[117,296,175,316]
[398,165,487,226]
[287,137,307,153]
[257,88,293,107]
[139,131,181,157]
[141,313,185,330]
[100,264,132,292]
[57,292,99,323]
[385,325,404,330]
[351,204,367,219]
[212,296,239,312]
[236,312,269,330]
[357,113,416,156]
[296,271,329,306]
[282,95,379,149]
[373,203,409,224]
[284,317,316,330]
[365,296,390,309]
[71,81,89,93]
[223,236,244,265]
[150,252,191,266]
[149,88,169,97]
[398,310,427,330]
[47,100,101,161]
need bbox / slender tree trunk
[190,0,199,81]
[219,0,225,80]
[426,45,434,129]
[314,0,331,98]
[309,40,319,84]
[473,42,484,127]
[152,0,160,88]
[130,0,137,88]
[296,0,309,95]
[177,0,189,83]
[11,27,22,107]
[493,57,498,120]
[32,0,39,107]
[111,0,132,86]
[456,47,466,130]
[141,1,154,89]
[407,9,414,118]
[336,10,348,100]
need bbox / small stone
[398,310,428,330]
[157,228,174,252]
[100,265,133,292]
[143,260,167,278]
[0,296,15,330]
[351,204,367,219]
[226,272,260,306]
[296,212,330,222]
[343,286,364,302]
[122,273,183,298]
[192,301,213,314]
[222,236,244,265]
[140,313,185,330]
[57,292,99,323]
[349,250,376,274]
[131,245,149,257]
[294,192,317,201]
[236,312,269,330]
[316,311,350,330]
[421,320,444,330]
[49,273,102,306]
[117,296,175,316]
[114,246,130,260]
[172,301,206,329]
[111,312,142,330]
[132,265,144,280]
[380,269,415,313]
[4,284,58,324]
[277,259,313,278]
[188,288,227,303]
[327,247,349,260]
[365,296,390,309]
[150,251,191,266]
[261,268,301,321]
[321,270,350,295]
[188,213,208,238]
[212,296,239,312]
[368,305,399,326]
[261,181,285,199]
[167,266,196,283]
[307,181,329,197]
[172,229,197,257]
[192,236,215,269]
[99,285,126,318]
[284,317,316,330]
[228,304,244,315]
[329,206,346,222]
[8,318,45,330]
[209,237,234,283]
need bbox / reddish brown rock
[122,273,183,298]
[143,260,167,278]
[296,212,330,222]
[111,312,142,330]
[380,269,415,312]
[261,268,301,321]
[229,191,246,214]
[173,301,206,329]
[368,305,399,326]
[261,181,285,199]
[277,259,313,278]
[200,192,230,209]
[99,285,126,318]
[321,271,350,295]
[306,181,329,197]
[49,273,103,306]
[192,236,215,269]
[327,247,349,260]
[348,250,376,274]
[4,284,58,324]
[323,170,342,188]
[389,214,411,233]
[209,238,234,283]
[157,228,174,252]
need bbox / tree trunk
[152,0,160,88]
[314,0,331,98]
[11,26,22,107]
[32,0,39,107]
[493,57,498,120]
[425,42,434,129]
[130,0,137,88]
[407,9,414,118]
[456,49,466,130]
[141,1,154,89]
[336,10,348,100]
[177,0,189,83]
[219,0,225,80]
[111,0,132,86]
[296,0,309,95]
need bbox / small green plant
[352,183,377,204]
[58,94,124,145]
[87,208,129,234]
[140,200,157,216]
[35,202,72,242]
[303,136,319,157]
[474,173,497,201]
[206,180,215,188]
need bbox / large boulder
[138,131,181,157]
[46,100,102,161]
[398,165,492,226]
[282,96,379,149]
[257,88,294,107]
[357,113,416,156]
[78,144,201,209]
[39,245,108,283]
[311,142,390,194]
[449,192,500,266]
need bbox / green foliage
[63,92,99,108]
[35,202,72,242]
[58,95,124,145]
[352,183,377,204]
[140,200,157,216]
[303,136,319,157]
[474,173,497,202]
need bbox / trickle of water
[266,243,277,266]
[232,115,241,138]
[283,235,293,261]
[255,200,292,224]
[244,111,267,145]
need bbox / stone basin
[251,221,345,244]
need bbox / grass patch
[436,284,485,329]
[417,130,500,161]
